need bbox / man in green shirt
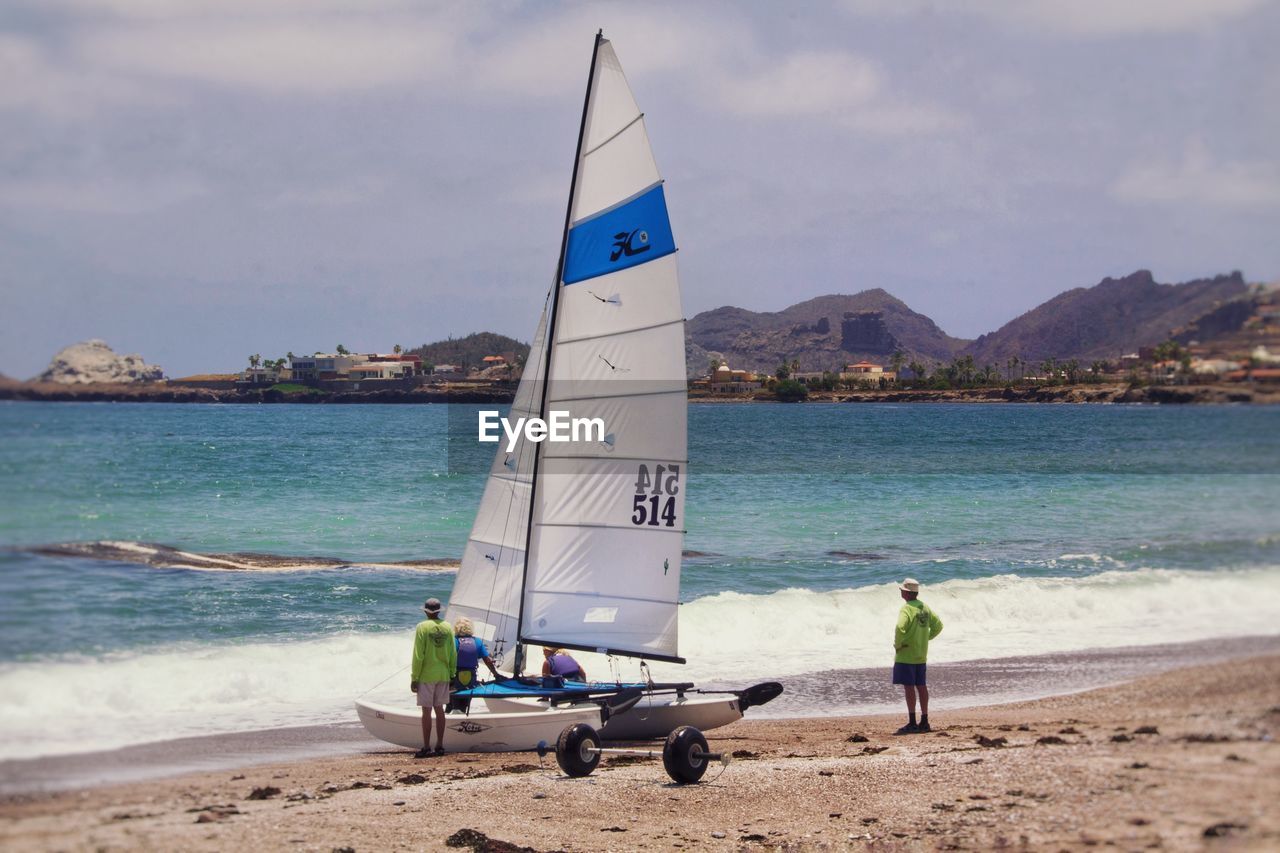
[410,597,456,757]
[892,578,943,734]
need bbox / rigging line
[357,664,410,698]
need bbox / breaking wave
[1,565,1277,760]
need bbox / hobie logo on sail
[478,410,607,452]
[610,228,650,261]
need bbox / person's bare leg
[904,684,917,719]
[420,708,431,749]
[918,685,929,716]
[433,704,446,751]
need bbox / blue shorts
[892,662,927,686]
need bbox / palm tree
[393,344,403,355]
[907,361,926,387]
[1065,359,1081,384]
[336,344,349,356]
[248,353,261,369]
[1006,356,1018,383]
[890,349,906,380]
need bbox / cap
[423,597,442,614]
[899,578,920,593]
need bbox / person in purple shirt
[542,647,586,682]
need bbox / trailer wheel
[662,726,709,784]
[556,723,601,777]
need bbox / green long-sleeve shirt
[411,618,457,683]
[894,599,943,664]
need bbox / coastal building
[348,362,413,381]
[710,362,760,393]
[1191,358,1243,376]
[288,353,370,381]
[840,361,892,386]
[238,367,281,385]
[368,353,423,375]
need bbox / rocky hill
[37,340,163,384]
[962,271,1247,365]
[685,289,969,376]
[409,332,529,371]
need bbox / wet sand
[3,654,1277,851]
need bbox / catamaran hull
[598,693,743,740]
[354,698,604,753]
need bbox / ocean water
[0,400,1278,759]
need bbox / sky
[2,0,1278,379]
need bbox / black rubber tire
[662,726,709,784]
[555,723,601,777]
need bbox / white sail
[445,296,550,667]
[521,38,687,663]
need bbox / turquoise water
[0,400,1278,758]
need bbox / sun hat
[899,578,920,593]
[423,597,442,615]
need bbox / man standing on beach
[893,578,943,734]
[410,598,456,757]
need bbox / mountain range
[685,270,1249,376]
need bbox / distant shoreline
[2,377,1277,405]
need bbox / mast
[512,29,604,675]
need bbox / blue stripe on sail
[563,184,676,285]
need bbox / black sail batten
[512,29,605,675]
[522,637,687,666]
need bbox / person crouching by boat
[542,647,586,684]
[892,578,943,735]
[453,617,499,689]
[410,597,456,757]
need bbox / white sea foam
[641,564,1280,683]
[1,565,1277,760]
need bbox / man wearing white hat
[893,578,943,734]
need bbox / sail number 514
[632,464,679,527]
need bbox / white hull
[354,697,604,753]
[599,692,743,740]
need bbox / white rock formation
[37,340,164,384]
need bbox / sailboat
[355,31,779,753]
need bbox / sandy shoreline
[3,654,1276,851]
[8,635,1277,796]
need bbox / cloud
[840,0,1269,36]
[0,33,163,118]
[78,19,460,95]
[0,174,208,214]
[1111,139,1280,208]
[709,50,962,133]
[715,51,879,117]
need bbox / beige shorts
[416,681,450,707]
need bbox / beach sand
[2,655,1276,851]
